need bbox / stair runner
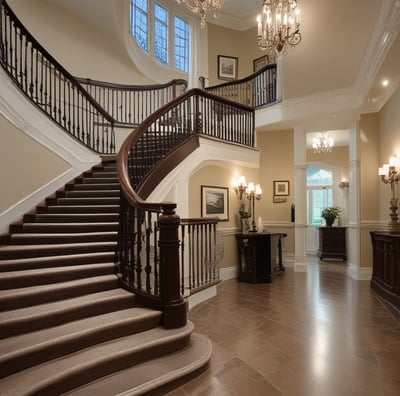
[0,158,211,395]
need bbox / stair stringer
[0,67,101,233]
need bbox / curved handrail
[205,63,278,109]
[75,77,188,127]
[117,87,255,209]
[0,0,115,153]
[117,88,254,328]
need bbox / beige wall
[207,24,269,86]
[378,86,400,220]
[9,0,151,84]
[0,113,70,213]
[307,146,349,181]
[188,163,259,270]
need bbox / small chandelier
[257,0,301,57]
[312,132,334,155]
[176,0,224,28]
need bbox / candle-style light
[379,155,400,232]
[233,177,263,232]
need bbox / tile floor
[163,257,400,396]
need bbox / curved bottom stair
[0,159,211,395]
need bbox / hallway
[164,258,400,395]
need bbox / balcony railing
[204,63,278,109]
[0,0,115,153]
[117,89,254,327]
[75,77,188,128]
[2,0,259,330]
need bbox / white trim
[347,263,372,281]
[187,285,218,310]
[220,265,237,281]
[0,68,100,233]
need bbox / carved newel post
[158,203,187,329]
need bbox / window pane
[132,0,148,52]
[154,3,168,64]
[174,16,190,72]
[306,166,334,225]
[307,167,333,186]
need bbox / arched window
[131,0,190,73]
[307,166,334,225]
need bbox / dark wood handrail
[75,77,188,128]
[0,0,115,153]
[205,63,278,109]
[117,88,254,328]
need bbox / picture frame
[273,180,290,196]
[201,185,229,221]
[218,55,238,80]
[253,55,269,72]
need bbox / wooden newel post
[158,203,187,329]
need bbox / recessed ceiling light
[382,79,389,87]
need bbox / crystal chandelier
[257,0,301,57]
[176,0,224,28]
[312,132,334,155]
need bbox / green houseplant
[321,206,341,227]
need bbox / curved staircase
[0,158,211,395]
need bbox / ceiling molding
[355,0,400,101]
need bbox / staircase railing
[118,89,254,328]
[0,0,115,153]
[204,63,278,109]
[75,77,188,128]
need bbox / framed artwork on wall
[273,180,290,196]
[253,55,269,72]
[201,185,229,221]
[218,55,238,80]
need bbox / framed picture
[201,185,229,221]
[218,55,238,80]
[273,180,290,196]
[253,55,269,72]
[273,196,287,203]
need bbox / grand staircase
[0,158,211,395]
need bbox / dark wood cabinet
[370,232,400,312]
[318,227,347,261]
[236,233,286,283]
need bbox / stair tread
[0,241,117,252]
[0,274,118,303]
[0,262,115,284]
[0,322,194,396]
[10,231,117,238]
[0,307,161,362]
[0,251,115,269]
[64,333,211,396]
[0,288,133,323]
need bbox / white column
[347,122,361,279]
[294,127,308,272]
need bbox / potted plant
[321,206,341,227]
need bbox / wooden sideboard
[370,231,400,312]
[317,226,347,261]
[236,232,286,283]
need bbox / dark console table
[317,226,347,261]
[236,232,286,283]
[370,231,400,313]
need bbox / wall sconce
[338,180,349,189]
[379,155,400,232]
[232,176,247,199]
[233,176,262,232]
